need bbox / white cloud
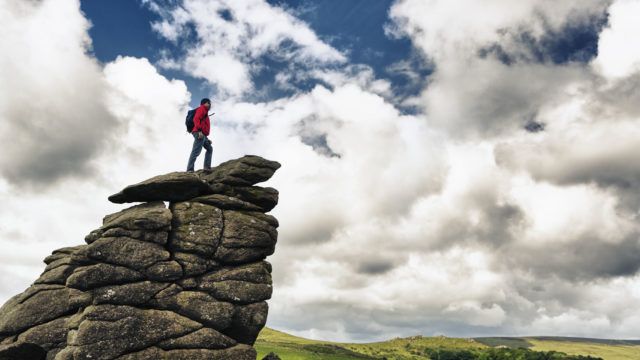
[294,0,640,340]
[0,0,119,185]
[100,56,195,184]
[511,181,636,245]
[387,0,610,137]
[592,0,640,79]
[387,0,608,63]
[185,51,252,96]
[146,0,346,97]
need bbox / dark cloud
[427,198,526,251]
[504,233,640,282]
[355,259,398,275]
[277,213,342,246]
[298,226,336,244]
[0,110,118,188]
[592,73,640,117]
[0,228,26,243]
[552,160,640,191]
[295,115,341,158]
[300,133,341,158]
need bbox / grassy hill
[255,327,640,360]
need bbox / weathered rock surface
[262,352,282,360]
[0,155,280,359]
[108,155,281,204]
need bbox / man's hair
[200,98,211,105]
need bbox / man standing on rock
[187,98,213,172]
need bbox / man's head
[201,98,211,110]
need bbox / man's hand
[197,131,203,139]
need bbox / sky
[1,0,640,342]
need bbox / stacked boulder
[0,155,281,360]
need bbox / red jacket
[192,104,211,136]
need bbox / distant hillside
[256,327,640,360]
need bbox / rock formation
[261,352,281,360]
[0,155,281,360]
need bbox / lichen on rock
[0,155,281,360]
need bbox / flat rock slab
[109,172,212,204]
[198,155,281,187]
[108,155,280,204]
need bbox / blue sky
[80,0,206,103]
[80,0,605,110]
[80,0,429,108]
[3,0,640,343]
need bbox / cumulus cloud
[144,0,346,97]
[335,0,640,341]
[386,0,611,137]
[592,0,640,79]
[387,0,610,63]
[0,0,120,187]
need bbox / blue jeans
[186,132,212,171]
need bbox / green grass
[474,337,533,348]
[256,328,492,360]
[255,327,640,360]
[473,337,640,360]
[527,338,640,360]
[255,328,376,359]
[340,336,488,360]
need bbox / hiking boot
[203,168,213,173]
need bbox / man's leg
[186,133,205,172]
[203,137,213,169]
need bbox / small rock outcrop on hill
[261,352,282,360]
[0,155,281,360]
